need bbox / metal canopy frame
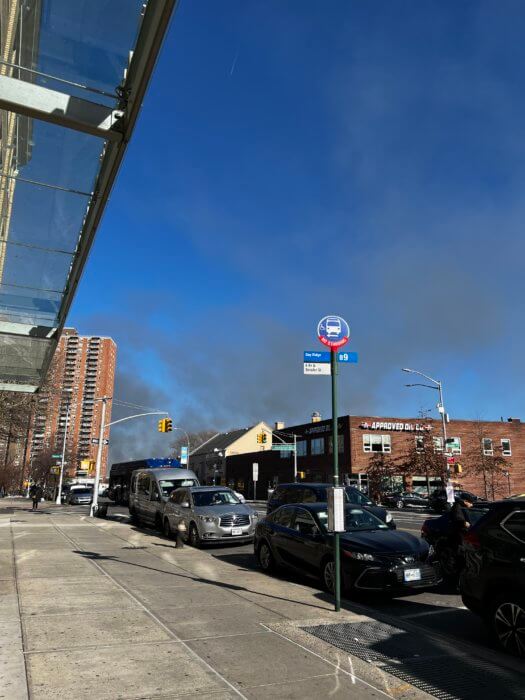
[0,0,177,392]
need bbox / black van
[267,483,396,528]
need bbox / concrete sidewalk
[0,498,520,700]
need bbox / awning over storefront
[0,0,176,391]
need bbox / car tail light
[463,530,481,549]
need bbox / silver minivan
[129,467,199,529]
[163,486,257,546]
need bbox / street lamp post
[89,400,169,517]
[402,368,450,483]
[173,426,191,469]
[55,403,71,505]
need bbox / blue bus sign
[304,351,331,362]
[337,352,358,363]
[317,315,350,349]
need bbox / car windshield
[344,487,373,506]
[193,490,240,506]
[159,479,198,497]
[316,507,388,532]
[73,490,92,496]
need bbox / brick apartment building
[225,413,524,499]
[29,329,117,479]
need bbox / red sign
[447,457,456,464]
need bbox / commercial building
[29,328,116,478]
[190,422,273,485]
[225,413,524,499]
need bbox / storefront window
[296,440,307,457]
[311,438,325,455]
[363,434,391,453]
[328,435,344,454]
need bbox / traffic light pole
[331,349,341,612]
[89,407,168,517]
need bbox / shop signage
[360,421,432,432]
[305,422,344,435]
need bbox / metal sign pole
[331,349,341,612]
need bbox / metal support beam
[0,75,123,140]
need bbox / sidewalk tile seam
[238,672,337,690]
[19,606,142,618]
[22,638,185,655]
[177,631,271,642]
[9,520,30,700]
[51,523,249,700]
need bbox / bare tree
[399,422,445,495]
[366,452,399,501]
[464,421,510,500]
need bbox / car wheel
[322,558,336,593]
[163,519,172,539]
[258,541,275,572]
[491,596,525,658]
[188,523,201,548]
[396,499,404,510]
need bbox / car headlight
[198,515,218,524]
[385,512,393,523]
[251,512,259,520]
[343,551,376,561]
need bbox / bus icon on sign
[325,316,342,338]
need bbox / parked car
[421,504,492,578]
[382,491,429,510]
[428,488,483,513]
[267,483,396,528]
[255,503,440,594]
[67,488,93,505]
[129,467,199,529]
[163,486,258,547]
[460,498,525,658]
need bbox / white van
[129,467,199,529]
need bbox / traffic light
[297,471,306,480]
[261,433,267,444]
[454,463,462,474]
[257,433,264,444]
[158,419,165,432]
[165,418,172,432]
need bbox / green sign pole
[331,349,341,612]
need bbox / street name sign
[317,315,350,349]
[271,444,295,451]
[52,453,62,458]
[304,362,331,375]
[252,463,259,481]
[304,351,331,362]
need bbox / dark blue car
[255,503,440,594]
[267,482,396,528]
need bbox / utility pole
[56,403,70,504]
[90,397,108,517]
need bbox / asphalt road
[69,504,497,658]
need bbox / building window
[328,435,344,454]
[445,437,461,455]
[482,438,493,456]
[433,437,443,452]
[501,439,512,456]
[363,434,391,453]
[415,436,424,452]
[311,438,325,455]
[296,440,307,457]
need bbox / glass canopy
[0,0,176,391]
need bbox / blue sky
[66,1,525,459]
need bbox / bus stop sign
[317,315,350,349]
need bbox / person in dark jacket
[29,483,43,510]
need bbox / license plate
[404,568,421,582]
[231,527,243,536]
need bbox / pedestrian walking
[30,483,43,510]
